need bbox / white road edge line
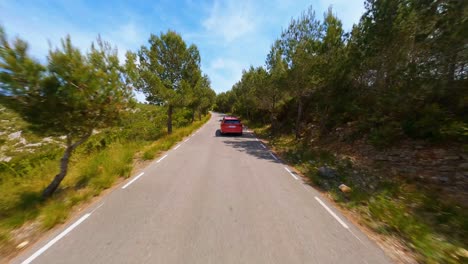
[184,138,190,142]
[349,229,364,244]
[284,167,299,180]
[260,143,266,149]
[269,153,278,160]
[314,196,349,229]
[255,137,259,141]
[91,203,104,214]
[157,154,168,163]
[121,172,145,189]
[174,144,181,150]
[21,213,91,264]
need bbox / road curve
[13,113,391,264]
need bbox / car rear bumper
[221,128,243,134]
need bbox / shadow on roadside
[215,129,281,164]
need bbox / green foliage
[0,27,134,198]
[218,0,467,144]
[41,201,69,230]
[369,121,402,147]
[0,102,210,253]
[260,130,468,264]
[441,121,468,141]
[403,104,447,139]
[214,91,235,113]
[0,25,213,255]
[127,31,215,134]
[142,113,210,160]
[368,194,465,264]
[0,33,132,139]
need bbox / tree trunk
[167,105,173,134]
[42,146,73,199]
[270,112,277,134]
[447,53,457,85]
[295,98,303,139]
[270,98,277,134]
[42,134,91,199]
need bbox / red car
[220,116,243,135]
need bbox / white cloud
[202,0,257,43]
[114,22,142,46]
[0,0,367,96]
[203,57,244,92]
[210,57,243,71]
[0,3,146,64]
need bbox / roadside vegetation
[216,1,467,263]
[249,124,467,263]
[0,26,214,258]
[0,99,211,256]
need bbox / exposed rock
[318,166,337,178]
[397,166,418,173]
[339,184,352,193]
[459,163,468,170]
[374,156,388,161]
[439,166,454,172]
[456,247,468,258]
[8,130,27,146]
[8,131,22,140]
[436,176,449,183]
[0,156,12,162]
[433,149,447,156]
[43,137,55,143]
[16,241,29,249]
[454,174,465,181]
[444,155,460,160]
[25,143,43,148]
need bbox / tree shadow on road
[216,129,281,163]
[214,129,242,137]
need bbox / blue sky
[0,0,365,97]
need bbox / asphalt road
[13,113,391,264]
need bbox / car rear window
[224,120,240,124]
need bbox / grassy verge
[0,112,211,256]
[141,115,210,160]
[248,122,468,264]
